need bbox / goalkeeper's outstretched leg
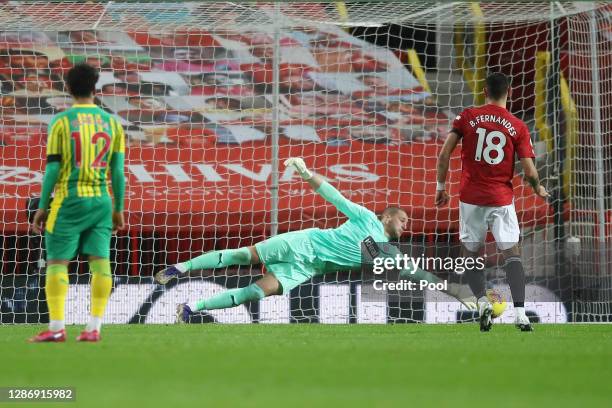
[156,245,283,322]
[155,246,261,284]
[156,232,312,322]
[175,273,281,323]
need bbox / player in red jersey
[435,73,548,332]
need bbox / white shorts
[459,201,520,252]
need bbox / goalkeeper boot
[514,314,534,332]
[76,330,101,342]
[29,329,66,343]
[478,298,493,332]
[176,303,193,324]
[155,265,183,285]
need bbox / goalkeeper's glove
[445,282,477,311]
[284,157,313,180]
[458,297,477,311]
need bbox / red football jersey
[452,104,535,206]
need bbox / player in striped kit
[29,63,126,342]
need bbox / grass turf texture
[0,324,610,408]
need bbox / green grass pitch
[1,324,610,408]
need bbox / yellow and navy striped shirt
[46,104,125,200]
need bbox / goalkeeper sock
[45,264,69,331]
[504,256,526,308]
[189,283,265,311]
[88,259,112,332]
[177,247,252,272]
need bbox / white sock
[86,316,102,332]
[49,320,65,331]
[175,263,188,273]
[515,306,527,319]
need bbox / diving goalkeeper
[155,158,474,322]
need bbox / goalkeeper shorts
[45,196,113,260]
[255,229,322,294]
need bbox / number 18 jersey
[46,104,125,201]
[451,104,535,206]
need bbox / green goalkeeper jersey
[306,182,388,271]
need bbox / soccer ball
[486,289,507,318]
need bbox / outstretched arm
[374,244,476,310]
[284,157,366,220]
[399,266,476,310]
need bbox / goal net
[0,1,610,324]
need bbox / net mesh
[0,1,605,29]
[0,1,610,324]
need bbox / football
[487,289,507,318]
